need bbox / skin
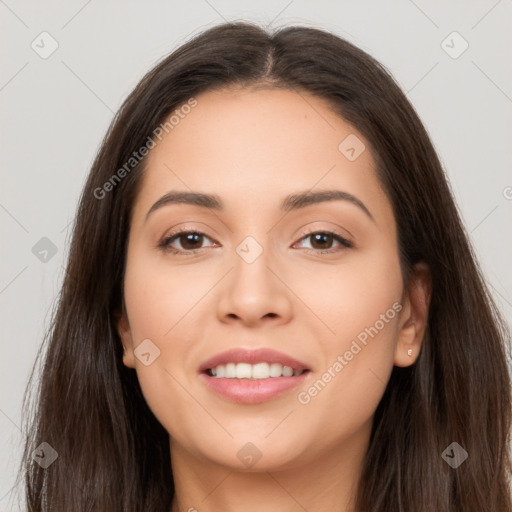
[116,87,431,512]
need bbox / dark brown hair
[17,21,511,511]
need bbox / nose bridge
[216,232,292,325]
[232,233,277,302]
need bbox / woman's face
[117,87,422,472]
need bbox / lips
[198,348,311,404]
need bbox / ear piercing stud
[407,349,412,357]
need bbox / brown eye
[309,232,334,250]
[295,230,353,254]
[175,232,204,250]
[159,230,217,254]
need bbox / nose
[216,247,293,328]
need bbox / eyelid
[295,221,354,241]
[158,222,217,244]
[298,225,353,243]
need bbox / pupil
[182,233,201,249]
[312,233,332,249]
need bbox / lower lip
[199,372,309,404]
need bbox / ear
[394,262,432,367]
[115,303,136,369]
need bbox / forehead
[132,87,392,226]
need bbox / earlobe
[115,308,136,369]
[394,262,432,368]
[121,345,135,368]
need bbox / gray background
[1,0,511,509]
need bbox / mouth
[198,348,311,404]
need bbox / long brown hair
[17,21,511,511]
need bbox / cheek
[121,250,221,436]
[123,248,217,342]
[292,238,403,347]
[292,247,402,436]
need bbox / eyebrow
[145,189,374,222]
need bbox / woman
[19,21,511,511]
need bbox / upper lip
[199,348,310,373]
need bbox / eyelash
[158,227,353,256]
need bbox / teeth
[208,362,304,379]
[269,363,282,377]
[225,362,236,378]
[252,362,269,379]
[236,363,252,379]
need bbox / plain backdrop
[1,0,511,509]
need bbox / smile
[198,348,311,404]
[207,362,306,379]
